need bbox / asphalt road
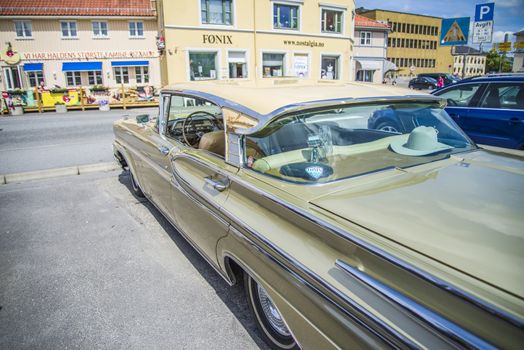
[0,170,268,349]
[0,108,157,174]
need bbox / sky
[356,0,524,49]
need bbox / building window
[273,3,299,30]
[321,8,343,33]
[66,71,81,86]
[129,21,144,37]
[228,51,247,79]
[201,0,233,25]
[14,20,32,38]
[3,66,23,90]
[61,21,77,38]
[27,71,44,87]
[88,71,103,85]
[263,53,285,77]
[189,52,218,80]
[114,67,129,84]
[321,55,339,80]
[360,32,371,45]
[135,66,150,84]
[92,21,108,37]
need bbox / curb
[1,162,121,185]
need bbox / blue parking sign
[475,3,495,22]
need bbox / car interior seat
[199,131,225,156]
[484,88,501,108]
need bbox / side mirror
[136,114,150,124]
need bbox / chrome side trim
[233,175,524,330]
[227,228,412,350]
[172,153,524,330]
[335,260,497,350]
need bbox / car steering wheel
[182,111,223,147]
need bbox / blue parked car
[432,75,524,150]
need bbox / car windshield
[245,102,475,184]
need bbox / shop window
[135,66,150,84]
[360,32,371,45]
[61,21,77,38]
[321,8,343,33]
[201,0,232,25]
[2,67,23,90]
[88,71,103,85]
[293,53,309,78]
[321,55,339,80]
[92,21,108,37]
[27,71,44,87]
[356,70,373,82]
[189,52,218,80]
[228,51,248,79]
[114,67,129,84]
[273,3,299,30]
[129,21,144,37]
[263,53,285,77]
[14,20,32,38]
[66,71,82,86]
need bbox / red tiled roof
[0,0,155,17]
[355,14,389,29]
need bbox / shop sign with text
[21,51,157,60]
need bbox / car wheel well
[115,150,128,169]
[224,256,244,286]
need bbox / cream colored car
[114,82,524,349]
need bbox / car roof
[456,75,524,83]
[164,80,436,116]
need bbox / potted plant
[55,100,67,113]
[91,85,109,93]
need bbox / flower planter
[55,104,67,113]
[10,106,24,116]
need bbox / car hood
[310,150,524,298]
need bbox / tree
[485,49,512,73]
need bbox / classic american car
[113,82,524,350]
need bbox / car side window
[480,83,524,110]
[435,84,482,107]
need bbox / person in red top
[437,76,445,88]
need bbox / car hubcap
[257,284,291,337]
[379,125,399,133]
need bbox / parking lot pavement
[0,171,268,349]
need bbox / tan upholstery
[252,134,409,172]
[199,131,226,156]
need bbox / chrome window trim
[164,87,444,135]
[335,260,497,350]
[172,153,524,329]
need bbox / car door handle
[157,145,170,155]
[204,176,229,192]
[509,117,523,125]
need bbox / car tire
[376,120,402,134]
[244,273,298,350]
[130,170,145,198]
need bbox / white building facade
[352,14,392,83]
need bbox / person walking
[437,76,445,89]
